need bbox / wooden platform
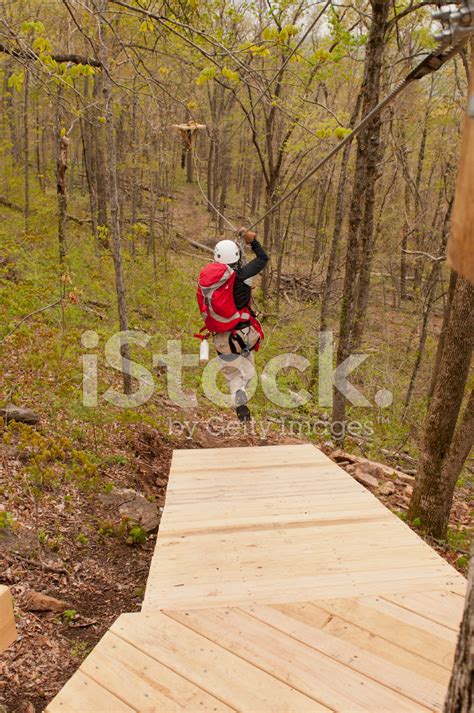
[0,585,16,654]
[47,444,466,712]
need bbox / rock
[332,449,359,464]
[0,405,39,425]
[321,440,335,454]
[405,485,413,497]
[99,488,159,532]
[379,481,396,496]
[362,461,385,479]
[353,467,379,489]
[336,452,416,482]
[394,471,415,483]
[23,590,68,612]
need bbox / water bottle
[199,338,209,363]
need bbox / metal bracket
[433,1,474,45]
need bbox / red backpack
[196,263,263,346]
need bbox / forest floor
[0,180,472,712]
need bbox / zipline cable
[172,2,474,245]
[189,37,471,242]
[245,39,470,232]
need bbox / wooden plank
[315,598,456,669]
[362,596,458,642]
[160,496,385,528]
[149,545,440,586]
[144,566,464,611]
[46,671,134,712]
[167,465,352,489]
[244,603,446,711]
[171,443,322,466]
[0,585,16,653]
[80,630,232,712]
[165,479,364,505]
[112,613,328,712]
[167,607,429,712]
[274,601,451,686]
[382,591,464,631]
[160,513,391,538]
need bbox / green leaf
[7,71,24,92]
[334,126,351,140]
[222,67,239,83]
[21,20,45,34]
[139,18,154,33]
[196,66,216,85]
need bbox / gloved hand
[239,227,257,245]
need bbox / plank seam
[111,626,241,711]
[313,603,453,671]
[78,669,137,711]
[161,610,335,712]
[379,595,460,633]
[160,515,392,538]
[239,607,437,712]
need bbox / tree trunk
[429,270,458,400]
[98,2,132,396]
[320,98,360,332]
[55,88,68,268]
[408,276,474,538]
[186,145,193,183]
[23,69,30,233]
[333,0,390,435]
[444,543,473,713]
[404,197,453,413]
[93,73,108,230]
[35,96,45,192]
[218,134,231,233]
[80,97,99,247]
[412,84,432,293]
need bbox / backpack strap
[194,326,211,340]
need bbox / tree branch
[0,42,102,67]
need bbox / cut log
[23,590,68,613]
[0,405,39,425]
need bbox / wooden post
[448,59,474,284]
[0,585,16,653]
[171,122,206,184]
[186,137,193,183]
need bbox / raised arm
[237,231,269,281]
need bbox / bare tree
[408,275,474,537]
[444,544,473,713]
[95,0,132,395]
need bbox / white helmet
[214,239,241,265]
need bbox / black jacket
[233,239,268,310]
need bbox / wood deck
[0,585,16,654]
[47,444,466,712]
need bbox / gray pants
[218,351,255,406]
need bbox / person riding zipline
[196,229,268,422]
